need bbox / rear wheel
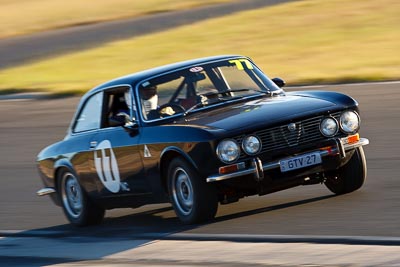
[325,147,367,195]
[58,170,105,226]
[167,157,218,224]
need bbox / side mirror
[109,112,138,129]
[272,77,286,88]
[124,120,139,131]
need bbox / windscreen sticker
[189,66,203,73]
[229,59,253,70]
[94,140,121,193]
[141,81,151,87]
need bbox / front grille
[235,112,344,156]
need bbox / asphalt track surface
[1,81,400,266]
[0,0,297,69]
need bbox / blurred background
[0,0,399,266]
[0,0,398,93]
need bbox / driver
[141,85,158,114]
[140,84,175,119]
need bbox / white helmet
[142,94,158,113]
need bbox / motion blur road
[1,82,400,266]
[1,81,399,236]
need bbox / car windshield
[137,58,281,121]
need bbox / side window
[74,92,103,132]
[103,88,134,128]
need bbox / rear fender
[52,159,78,206]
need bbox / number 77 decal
[228,59,254,70]
[94,140,121,193]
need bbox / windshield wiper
[183,102,205,116]
[206,88,274,97]
[183,96,243,116]
[182,89,277,116]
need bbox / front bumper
[206,137,369,183]
[37,187,56,196]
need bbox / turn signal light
[219,162,245,174]
[347,133,360,144]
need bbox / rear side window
[74,92,103,133]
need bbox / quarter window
[74,92,103,132]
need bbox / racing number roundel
[94,140,121,193]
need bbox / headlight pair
[216,135,261,163]
[320,110,360,137]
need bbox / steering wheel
[158,103,186,117]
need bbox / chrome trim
[248,112,343,155]
[260,161,281,171]
[336,138,346,158]
[242,135,262,156]
[251,157,264,181]
[90,141,98,150]
[206,137,369,183]
[339,110,361,134]
[288,123,296,132]
[216,139,241,164]
[319,116,339,137]
[206,168,256,183]
[343,137,369,150]
[37,187,56,196]
[68,84,138,136]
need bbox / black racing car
[36,55,369,226]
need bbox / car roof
[85,55,246,97]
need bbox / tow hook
[252,157,264,181]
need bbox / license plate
[280,152,322,172]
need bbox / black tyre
[325,147,367,195]
[58,170,105,226]
[167,157,218,224]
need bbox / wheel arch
[53,159,105,226]
[53,159,77,194]
[159,146,199,192]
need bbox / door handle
[90,141,97,150]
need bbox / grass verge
[0,0,398,95]
[0,0,232,38]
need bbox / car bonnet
[182,95,337,132]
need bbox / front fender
[158,146,203,193]
[160,146,199,172]
[288,90,359,109]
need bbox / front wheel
[58,170,105,226]
[167,158,218,224]
[325,147,367,195]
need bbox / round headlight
[320,117,338,137]
[242,135,261,155]
[216,139,240,163]
[340,111,360,134]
